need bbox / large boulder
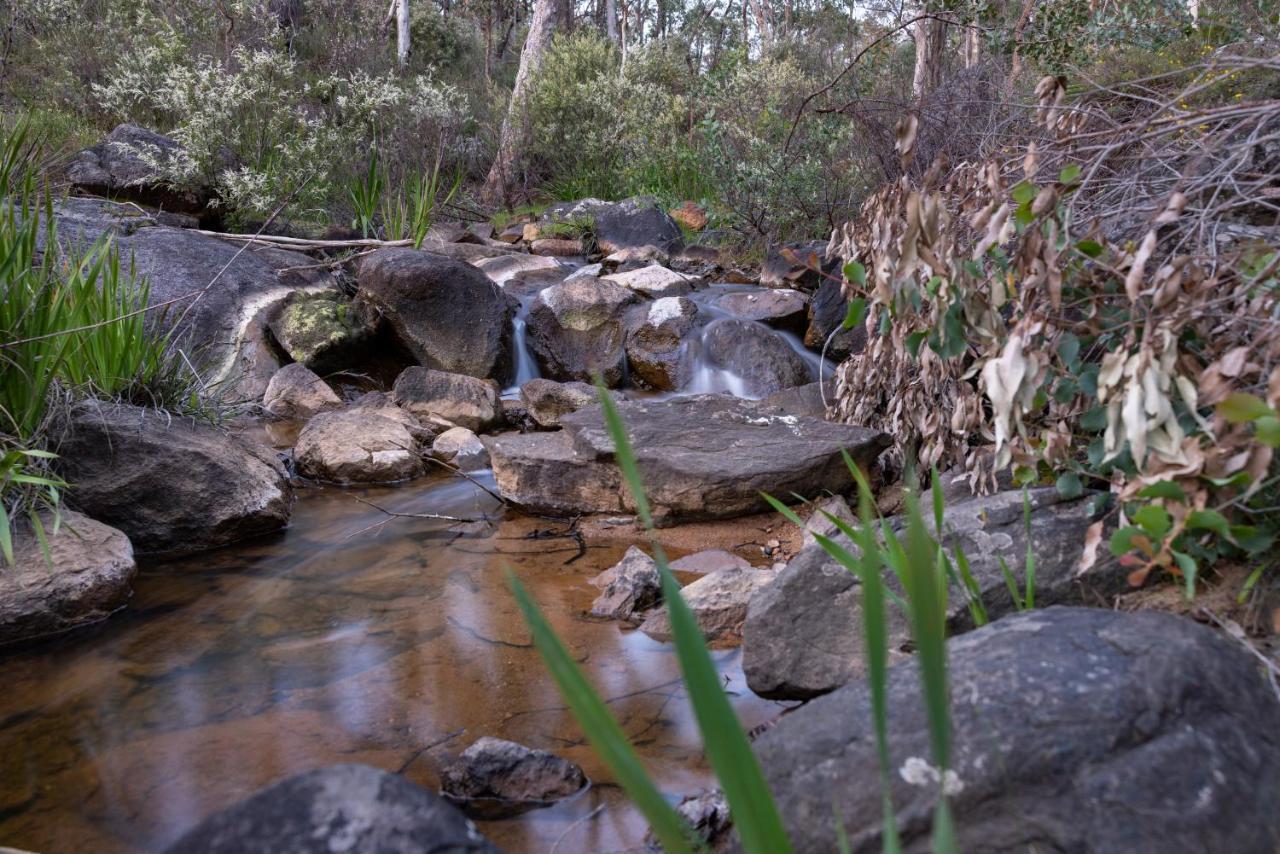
[489,395,890,524]
[805,277,866,361]
[590,546,661,620]
[543,197,683,254]
[519,378,600,429]
[262,363,342,420]
[639,568,776,644]
[754,607,1280,853]
[294,402,426,484]
[472,253,563,286]
[716,289,808,334]
[432,427,490,472]
[700,318,812,397]
[625,296,698,391]
[66,124,212,217]
[48,199,335,401]
[163,764,498,854]
[267,290,380,374]
[392,367,501,433]
[0,511,136,646]
[440,737,587,806]
[525,277,639,386]
[742,487,1128,701]
[53,402,293,555]
[602,264,695,298]
[357,249,516,381]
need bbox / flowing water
[0,472,782,852]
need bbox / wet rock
[742,487,1127,700]
[669,201,709,232]
[640,568,775,643]
[267,290,380,374]
[604,245,669,266]
[441,737,587,806]
[805,277,866,361]
[760,381,829,419]
[357,249,516,381]
[294,406,425,484]
[760,239,837,290]
[716,288,808,334]
[496,223,525,244]
[625,296,698,390]
[544,196,683,254]
[647,790,731,851]
[53,402,292,555]
[500,398,535,431]
[602,264,695,298]
[590,546,661,620]
[433,427,490,471]
[472,252,562,286]
[489,395,890,523]
[530,237,584,256]
[800,494,856,550]
[526,277,639,386]
[262,363,341,420]
[66,124,212,217]
[701,318,812,397]
[427,242,524,265]
[670,549,752,575]
[754,607,1280,853]
[564,262,604,282]
[392,367,501,433]
[0,511,136,646]
[164,763,498,854]
[519,378,600,428]
[49,198,335,401]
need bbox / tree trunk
[605,0,619,42]
[963,24,980,68]
[557,0,574,31]
[482,0,558,207]
[911,14,945,100]
[395,0,410,66]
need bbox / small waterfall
[503,298,540,398]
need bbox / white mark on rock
[899,757,965,796]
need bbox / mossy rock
[269,290,380,373]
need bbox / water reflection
[0,473,779,853]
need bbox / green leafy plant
[348,152,384,239]
[380,156,461,249]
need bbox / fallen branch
[342,494,488,540]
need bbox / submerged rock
[754,607,1280,853]
[0,511,136,646]
[357,249,516,381]
[67,124,212,217]
[440,737,587,806]
[262,363,341,421]
[294,404,425,484]
[590,546,661,620]
[392,367,502,433]
[519,378,599,429]
[670,549,752,575]
[639,568,775,643]
[625,296,698,391]
[526,277,639,386]
[489,395,889,524]
[742,487,1128,700]
[54,402,292,555]
[164,763,498,853]
[700,318,811,397]
[646,790,732,852]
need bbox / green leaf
[1110,526,1148,557]
[508,571,696,853]
[0,502,11,566]
[1138,480,1186,501]
[843,261,867,287]
[1230,525,1275,554]
[1013,465,1037,486]
[1185,509,1230,538]
[1133,505,1172,540]
[1080,406,1107,431]
[906,331,927,358]
[1086,493,1112,516]
[1059,164,1082,184]
[1011,181,1037,205]
[1218,393,1273,424]
[841,298,868,331]
[1255,415,1280,447]
[1171,549,1198,600]
[1075,239,1105,258]
[1055,472,1083,499]
[1056,333,1081,369]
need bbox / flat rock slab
[753,607,1280,853]
[489,395,889,524]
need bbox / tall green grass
[511,384,968,851]
[0,118,200,564]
